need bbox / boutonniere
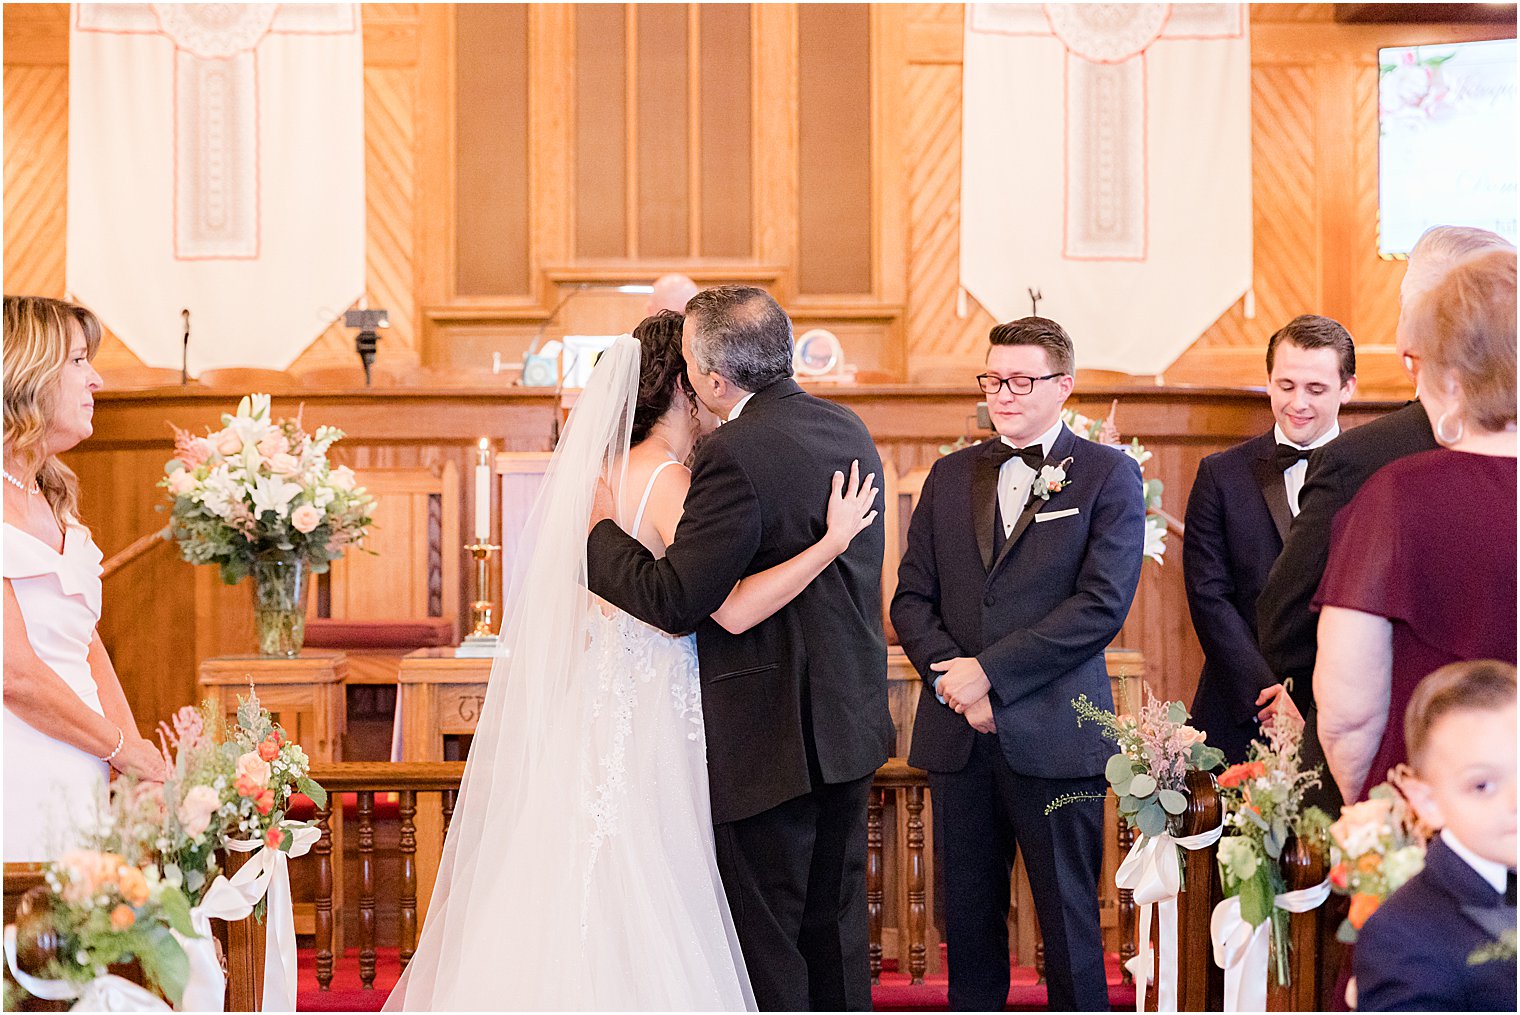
[1031,456,1074,501]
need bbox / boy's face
[1406,703,1517,869]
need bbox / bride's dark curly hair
[631,310,697,446]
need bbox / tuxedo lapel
[1251,439,1293,543]
[991,425,1078,576]
[972,442,1001,572]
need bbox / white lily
[249,474,301,519]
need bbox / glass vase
[251,553,308,658]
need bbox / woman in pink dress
[3,296,166,860]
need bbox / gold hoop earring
[1435,409,1465,445]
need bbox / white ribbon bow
[1210,878,1331,1012]
[1116,822,1224,1012]
[4,925,169,1011]
[172,868,270,1012]
[222,823,322,1012]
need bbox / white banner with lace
[67,4,364,371]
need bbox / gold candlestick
[458,541,501,656]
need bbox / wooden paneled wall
[7,4,1508,388]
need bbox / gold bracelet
[99,726,124,764]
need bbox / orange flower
[255,789,276,816]
[235,773,261,798]
[1329,863,1350,890]
[110,904,135,931]
[1218,761,1265,789]
[1348,892,1381,930]
[1357,853,1382,873]
[115,864,150,907]
[264,826,285,851]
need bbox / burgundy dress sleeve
[1313,466,1411,622]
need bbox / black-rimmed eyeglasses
[975,373,1064,396]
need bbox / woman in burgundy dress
[1314,249,1517,803]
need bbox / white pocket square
[1034,507,1080,523]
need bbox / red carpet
[295,947,1137,1011]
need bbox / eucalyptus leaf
[1111,773,1134,798]
[1118,793,1141,815]
[1167,701,1189,725]
[1129,773,1157,798]
[1238,873,1274,929]
[158,886,196,938]
[1158,789,1188,815]
[1136,801,1167,837]
[1105,753,1135,784]
[298,776,328,809]
[1336,920,1359,944]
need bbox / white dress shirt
[1441,828,1510,896]
[997,419,1066,537]
[725,392,756,423]
[1274,422,1339,516]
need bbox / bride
[387,311,878,1010]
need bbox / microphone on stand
[180,309,191,385]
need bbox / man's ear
[1401,774,1445,831]
[1339,375,1358,406]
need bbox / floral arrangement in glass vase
[1327,781,1428,943]
[939,401,1168,564]
[1215,712,1332,986]
[1069,690,1225,837]
[161,393,375,656]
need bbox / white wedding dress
[387,337,753,1011]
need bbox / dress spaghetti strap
[629,458,682,536]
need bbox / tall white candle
[474,438,491,541]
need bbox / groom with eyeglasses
[892,317,1144,1010]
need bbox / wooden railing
[100,526,170,579]
[870,759,930,983]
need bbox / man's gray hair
[1403,226,1515,305]
[684,286,794,392]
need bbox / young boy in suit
[1354,660,1517,1011]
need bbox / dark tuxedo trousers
[587,378,894,1011]
[892,429,1145,1011]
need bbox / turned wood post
[223,846,266,1011]
[399,790,418,969]
[357,791,377,989]
[314,797,335,991]
[905,785,928,985]
[1178,770,1222,1013]
[866,788,884,983]
[1268,834,1327,1011]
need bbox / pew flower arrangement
[162,393,375,585]
[938,401,1168,564]
[1070,690,1225,838]
[1326,783,1427,943]
[1215,712,1332,986]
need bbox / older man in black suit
[586,286,894,1011]
[892,317,1144,1011]
[1185,315,1356,764]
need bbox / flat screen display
[1378,38,1517,256]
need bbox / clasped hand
[930,656,996,733]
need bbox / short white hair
[1402,226,1515,305]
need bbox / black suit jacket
[1183,429,1293,762]
[1355,836,1517,1012]
[585,378,894,825]
[893,427,1145,778]
[1257,401,1437,699]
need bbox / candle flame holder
[457,541,501,657]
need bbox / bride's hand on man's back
[824,460,878,556]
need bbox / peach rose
[258,737,280,762]
[110,904,136,931]
[254,789,276,816]
[116,864,150,907]
[1348,892,1380,930]
[177,784,220,839]
[215,429,243,456]
[264,826,285,851]
[257,431,290,458]
[235,773,261,798]
[291,504,323,534]
[235,751,271,787]
[266,452,302,476]
[328,465,357,491]
[167,469,198,497]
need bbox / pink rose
[255,789,276,816]
[235,750,271,787]
[167,469,197,496]
[215,429,243,457]
[291,504,323,534]
[177,784,220,839]
[328,466,357,492]
[1174,725,1208,749]
[257,431,290,458]
[266,452,301,476]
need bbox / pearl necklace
[3,469,40,496]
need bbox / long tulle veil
[384,335,640,1009]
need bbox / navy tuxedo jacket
[1355,837,1518,1012]
[893,426,1145,778]
[1183,429,1292,762]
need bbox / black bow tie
[987,442,1045,471]
[1275,443,1313,472]
[1506,869,1516,907]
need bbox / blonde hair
[3,296,103,528]
[1402,225,1514,305]
[1401,249,1518,434]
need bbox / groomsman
[893,318,1144,1011]
[1185,315,1356,764]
